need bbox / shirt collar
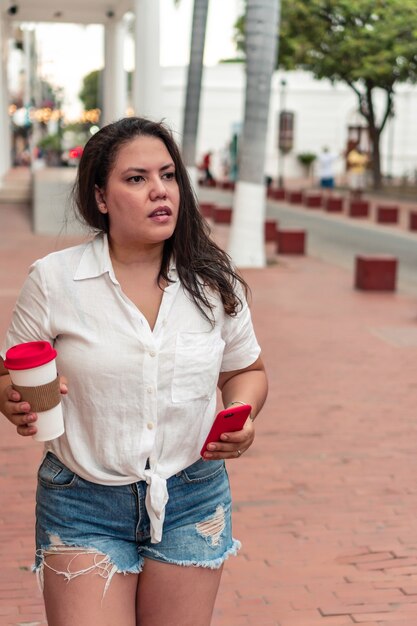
[73,233,178,284]
[73,233,117,283]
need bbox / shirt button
[147,422,154,430]
[149,351,156,357]
[147,387,153,394]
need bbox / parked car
[62,145,83,167]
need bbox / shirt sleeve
[220,286,261,372]
[1,260,53,359]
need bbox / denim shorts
[35,452,240,589]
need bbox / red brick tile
[3,183,417,625]
[352,613,417,623]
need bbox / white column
[132,0,162,119]
[229,181,266,268]
[0,15,11,179]
[23,25,38,169]
[102,17,127,125]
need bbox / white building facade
[159,64,417,184]
[1,1,417,184]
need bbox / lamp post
[386,107,395,181]
[277,79,286,187]
[277,79,294,188]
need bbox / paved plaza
[1,174,417,625]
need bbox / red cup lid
[4,341,57,370]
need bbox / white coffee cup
[4,341,65,442]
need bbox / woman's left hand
[203,418,254,460]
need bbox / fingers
[203,442,246,460]
[4,386,38,436]
[8,387,21,403]
[10,405,38,435]
[203,427,255,460]
[11,410,37,436]
[16,420,38,437]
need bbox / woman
[0,117,267,626]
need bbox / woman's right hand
[1,376,68,437]
[2,384,38,436]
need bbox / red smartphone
[200,404,252,456]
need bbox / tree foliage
[236,0,417,87]
[235,0,417,186]
[79,69,133,114]
[279,0,417,84]
[79,70,101,111]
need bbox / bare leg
[42,550,138,626]
[136,559,223,626]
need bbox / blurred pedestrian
[347,146,369,197]
[317,146,337,194]
[0,116,268,626]
[201,150,214,184]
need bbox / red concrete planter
[267,187,286,200]
[355,256,397,291]
[376,205,399,224]
[349,200,369,218]
[277,230,306,255]
[213,206,232,224]
[264,219,279,242]
[325,197,344,212]
[409,211,417,231]
[199,178,216,188]
[286,191,303,204]
[217,180,235,191]
[199,202,215,218]
[304,194,322,208]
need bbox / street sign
[278,110,294,153]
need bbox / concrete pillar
[0,16,11,178]
[23,27,31,108]
[24,26,42,169]
[132,0,162,119]
[102,17,127,125]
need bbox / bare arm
[0,357,68,438]
[202,356,268,460]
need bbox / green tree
[235,0,417,188]
[79,69,101,111]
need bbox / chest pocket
[172,331,225,403]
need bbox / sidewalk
[1,189,417,625]
[201,180,417,232]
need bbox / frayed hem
[33,541,143,599]
[32,560,143,580]
[141,538,242,569]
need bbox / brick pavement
[1,178,417,625]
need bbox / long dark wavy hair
[72,117,249,322]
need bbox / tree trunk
[363,85,382,189]
[228,0,281,267]
[352,83,394,190]
[181,0,209,191]
[369,126,382,189]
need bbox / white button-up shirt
[1,234,261,542]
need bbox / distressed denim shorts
[35,452,240,589]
